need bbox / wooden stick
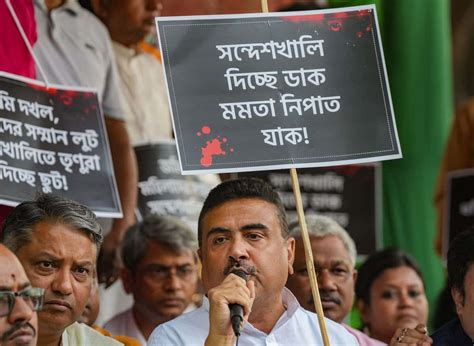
[258,0,330,344]
[290,168,331,346]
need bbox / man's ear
[121,267,134,295]
[287,237,295,275]
[352,269,358,283]
[451,287,464,315]
[197,248,203,262]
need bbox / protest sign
[443,168,474,256]
[135,141,216,230]
[240,164,380,255]
[0,72,121,217]
[156,5,401,174]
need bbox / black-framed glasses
[0,287,44,317]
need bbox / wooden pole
[290,168,331,346]
[259,1,330,344]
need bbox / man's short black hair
[197,177,289,247]
[447,230,474,301]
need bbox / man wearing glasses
[0,244,43,346]
[1,194,121,346]
[103,215,199,345]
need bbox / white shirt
[147,288,358,345]
[62,322,123,346]
[103,308,147,345]
[112,42,172,145]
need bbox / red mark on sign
[201,138,226,167]
[197,126,232,167]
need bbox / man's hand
[205,273,255,346]
[97,224,125,287]
[389,324,433,346]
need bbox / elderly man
[33,0,138,286]
[431,230,474,345]
[1,194,121,345]
[103,216,199,344]
[285,215,384,345]
[148,178,358,345]
[0,244,43,346]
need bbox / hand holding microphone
[229,270,248,336]
[205,270,255,345]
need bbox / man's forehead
[0,250,30,290]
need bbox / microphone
[229,270,248,337]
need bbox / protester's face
[199,198,295,307]
[16,222,96,337]
[286,235,356,322]
[79,277,100,326]
[0,247,38,346]
[124,241,197,323]
[99,0,162,46]
[359,266,428,344]
[452,264,474,340]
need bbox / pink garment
[0,0,36,229]
[0,0,37,78]
[343,324,387,346]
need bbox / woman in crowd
[355,248,429,344]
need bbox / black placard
[0,73,121,217]
[239,164,381,255]
[135,142,216,229]
[156,5,401,174]
[444,169,474,256]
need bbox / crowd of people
[1,0,473,345]
[1,179,473,346]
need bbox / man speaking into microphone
[148,178,358,345]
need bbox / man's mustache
[223,259,257,277]
[308,291,342,306]
[0,322,36,342]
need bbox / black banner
[239,164,381,255]
[135,142,216,229]
[157,5,401,174]
[444,169,474,256]
[0,73,121,217]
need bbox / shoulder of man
[431,317,472,346]
[62,322,124,346]
[147,307,208,346]
[295,308,360,345]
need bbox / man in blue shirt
[431,231,474,345]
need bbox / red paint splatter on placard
[196,126,233,167]
[201,138,226,167]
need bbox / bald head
[0,244,38,346]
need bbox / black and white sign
[444,168,474,256]
[240,164,381,255]
[156,5,401,174]
[0,73,121,217]
[135,141,216,229]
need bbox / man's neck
[132,306,169,340]
[247,293,286,335]
[37,328,63,346]
[44,0,64,11]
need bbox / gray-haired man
[286,214,384,345]
[1,194,121,346]
[103,216,199,345]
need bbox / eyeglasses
[0,287,44,317]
